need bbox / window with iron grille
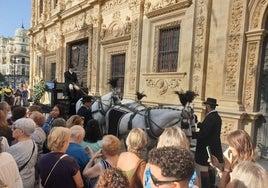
[111,54,125,97]
[158,26,180,72]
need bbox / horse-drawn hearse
[37,79,197,150]
[37,81,88,115]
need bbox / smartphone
[223,148,233,163]
[206,146,212,160]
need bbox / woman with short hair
[117,128,147,188]
[38,127,84,188]
[83,135,121,188]
[7,118,38,188]
[227,161,268,188]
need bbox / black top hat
[81,95,94,103]
[203,97,218,106]
[68,64,75,69]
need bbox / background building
[30,0,268,158]
[0,25,30,89]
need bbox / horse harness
[127,107,191,139]
[91,92,119,116]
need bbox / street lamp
[12,57,16,89]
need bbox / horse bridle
[91,92,120,116]
[136,106,192,139]
[144,107,183,139]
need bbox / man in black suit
[77,95,94,127]
[64,64,79,98]
[192,98,223,188]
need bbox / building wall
[30,0,268,147]
[0,26,30,89]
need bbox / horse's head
[181,106,195,129]
[111,89,121,105]
[101,89,121,107]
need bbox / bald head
[70,125,85,144]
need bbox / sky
[0,0,31,38]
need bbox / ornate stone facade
[30,0,268,152]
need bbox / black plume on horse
[136,91,147,101]
[108,78,118,89]
[174,90,198,106]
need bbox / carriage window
[158,26,180,72]
[111,54,125,97]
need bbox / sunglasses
[11,124,19,131]
[144,167,181,187]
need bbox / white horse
[76,90,121,134]
[105,105,194,139]
[120,98,147,111]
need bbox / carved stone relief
[102,0,128,12]
[223,0,244,97]
[251,0,267,29]
[192,0,208,96]
[46,25,59,51]
[221,121,235,141]
[244,43,257,108]
[145,74,186,95]
[62,13,87,35]
[129,18,139,91]
[100,11,132,40]
[91,28,98,90]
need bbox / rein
[125,106,188,139]
[144,108,182,139]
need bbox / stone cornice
[100,35,131,45]
[145,0,192,18]
[245,29,265,42]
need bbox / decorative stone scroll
[144,73,186,95]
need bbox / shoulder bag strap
[43,154,68,187]
[19,140,36,171]
[130,159,146,188]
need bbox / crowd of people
[0,94,268,188]
[0,84,29,107]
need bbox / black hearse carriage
[39,81,87,116]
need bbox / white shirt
[0,152,23,188]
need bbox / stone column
[191,0,212,101]
[244,30,265,111]
[128,0,144,93]
[221,0,247,110]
